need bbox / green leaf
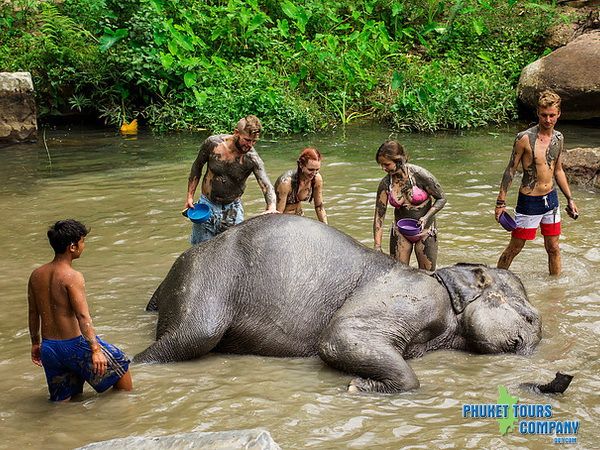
[277,19,290,38]
[247,13,267,34]
[167,39,180,57]
[193,88,207,105]
[184,72,197,88]
[99,28,128,52]
[391,71,403,90]
[391,1,404,17]
[477,51,493,63]
[281,1,299,20]
[160,53,174,68]
[473,18,485,36]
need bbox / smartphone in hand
[565,205,578,220]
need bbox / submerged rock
[75,428,281,450]
[562,147,600,189]
[0,72,37,147]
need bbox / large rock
[0,72,37,146]
[517,31,600,120]
[75,429,281,450]
[562,147,600,189]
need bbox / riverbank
[0,0,574,133]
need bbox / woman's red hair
[298,147,322,166]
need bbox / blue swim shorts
[513,190,561,240]
[190,195,244,245]
[40,335,130,401]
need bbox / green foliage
[383,58,516,131]
[0,0,561,133]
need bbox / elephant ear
[432,263,493,314]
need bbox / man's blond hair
[236,115,262,136]
[538,90,561,110]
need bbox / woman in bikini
[275,147,327,224]
[373,140,446,270]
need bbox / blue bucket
[184,203,211,224]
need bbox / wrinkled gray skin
[135,215,541,393]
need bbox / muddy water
[0,123,598,449]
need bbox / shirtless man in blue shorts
[28,219,133,401]
[495,90,579,276]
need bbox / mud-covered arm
[313,174,328,224]
[252,154,277,212]
[414,168,446,226]
[66,271,107,376]
[554,151,578,216]
[27,278,42,367]
[186,138,214,209]
[373,178,388,251]
[275,175,291,213]
[495,136,526,221]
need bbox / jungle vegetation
[0,0,562,134]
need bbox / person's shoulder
[515,124,537,141]
[408,163,434,177]
[552,129,564,141]
[202,134,229,149]
[246,148,265,165]
[60,266,85,287]
[29,264,48,284]
[275,171,293,187]
[378,175,390,189]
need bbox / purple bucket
[499,211,517,232]
[396,218,423,242]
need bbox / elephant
[135,214,542,393]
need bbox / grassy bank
[0,0,560,133]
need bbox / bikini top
[388,170,429,208]
[286,170,315,205]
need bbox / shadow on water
[0,122,598,449]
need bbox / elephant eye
[510,335,523,350]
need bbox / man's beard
[235,137,251,153]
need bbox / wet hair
[375,140,408,166]
[297,147,322,167]
[47,219,89,254]
[236,115,262,137]
[538,90,561,110]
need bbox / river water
[0,123,598,449]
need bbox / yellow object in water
[120,119,138,135]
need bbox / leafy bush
[0,0,561,133]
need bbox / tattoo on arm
[373,180,388,243]
[253,157,276,206]
[500,140,525,195]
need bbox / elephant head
[433,264,541,355]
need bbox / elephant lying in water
[135,214,541,393]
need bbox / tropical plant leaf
[99,28,128,52]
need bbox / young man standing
[28,219,132,401]
[495,90,579,275]
[185,115,277,244]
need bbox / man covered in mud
[185,115,277,244]
[28,219,133,401]
[495,90,579,275]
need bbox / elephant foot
[348,374,419,394]
[347,379,361,393]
